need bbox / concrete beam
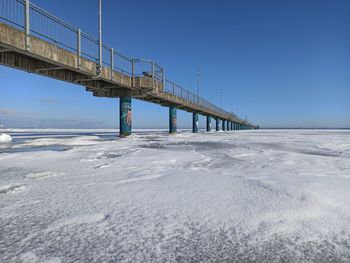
[0,22,255,127]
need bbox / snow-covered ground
[0,129,350,262]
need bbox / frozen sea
[1,129,350,262]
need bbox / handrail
[0,0,251,125]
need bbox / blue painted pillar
[230,122,233,130]
[222,120,226,131]
[216,118,220,131]
[192,112,199,133]
[169,106,177,134]
[120,97,132,137]
[227,121,230,131]
[206,116,211,132]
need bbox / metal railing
[164,79,230,116]
[0,0,235,120]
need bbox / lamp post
[220,91,223,108]
[197,69,200,103]
[97,0,102,76]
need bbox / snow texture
[0,129,350,262]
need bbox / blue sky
[0,0,349,128]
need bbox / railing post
[110,47,114,80]
[77,29,81,69]
[152,61,155,88]
[131,58,135,87]
[25,0,30,51]
[172,82,175,95]
[162,67,165,92]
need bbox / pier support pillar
[227,121,230,131]
[216,118,220,131]
[206,116,211,132]
[169,106,177,134]
[192,112,199,133]
[120,97,132,137]
[222,120,226,131]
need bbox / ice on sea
[1,129,350,262]
[0,133,12,144]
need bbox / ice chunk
[0,133,12,143]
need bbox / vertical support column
[216,118,220,131]
[169,106,177,134]
[25,0,30,51]
[231,122,233,130]
[222,120,226,131]
[120,97,132,137]
[227,121,230,131]
[192,113,199,133]
[206,116,211,132]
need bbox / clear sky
[1,0,349,129]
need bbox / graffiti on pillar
[172,115,177,129]
[121,98,132,132]
[126,105,132,128]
